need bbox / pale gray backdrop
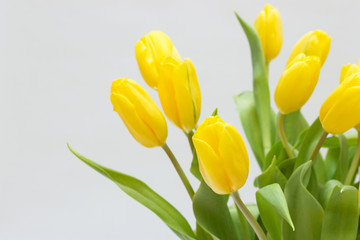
[1,0,360,239]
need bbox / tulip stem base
[278,113,294,158]
[345,130,360,185]
[186,131,195,155]
[231,191,266,240]
[310,131,328,163]
[162,143,195,199]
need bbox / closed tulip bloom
[340,63,360,83]
[320,73,360,134]
[192,116,249,195]
[254,4,283,63]
[135,31,181,89]
[110,78,168,147]
[287,30,331,66]
[275,54,321,114]
[158,57,201,133]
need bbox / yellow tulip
[110,78,168,147]
[135,31,181,89]
[320,73,360,134]
[340,63,360,83]
[158,57,201,133]
[254,4,283,63]
[287,30,331,66]
[192,116,249,195]
[275,53,321,114]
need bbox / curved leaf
[68,144,196,240]
[283,161,324,240]
[229,204,253,240]
[254,157,287,189]
[235,91,265,168]
[193,181,238,240]
[256,184,294,240]
[234,11,275,154]
[320,182,359,240]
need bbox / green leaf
[190,152,201,180]
[68,144,196,240]
[229,204,254,240]
[254,156,287,189]
[323,131,358,148]
[234,91,265,169]
[283,110,309,145]
[283,161,324,240]
[193,181,238,240]
[295,118,325,169]
[256,184,294,240]
[324,148,340,180]
[320,183,359,240]
[264,141,283,170]
[234,12,275,154]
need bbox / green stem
[278,113,294,158]
[231,191,266,240]
[162,143,194,199]
[344,130,360,185]
[310,131,328,163]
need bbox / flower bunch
[69,4,360,240]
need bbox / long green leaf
[323,131,358,148]
[229,204,253,240]
[193,181,239,240]
[295,118,324,168]
[68,144,196,240]
[256,184,294,240]
[283,161,324,240]
[235,91,265,169]
[234,11,275,154]
[320,183,359,240]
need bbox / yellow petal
[340,64,360,84]
[322,86,360,134]
[275,55,321,114]
[193,138,232,194]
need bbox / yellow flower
[320,73,360,134]
[275,54,321,114]
[340,63,360,83]
[135,31,181,89]
[110,78,168,147]
[158,57,201,133]
[192,116,249,195]
[254,4,283,63]
[287,30,331,66]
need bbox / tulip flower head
[340,63,360,84]
[110,78,168,147]
[275,53,321,114]
[287,30,331,66]
[158,57,201,133]
[320,73,360,134]
[135,31,181,89]
[254,4,283,63]
[192,116,249,195]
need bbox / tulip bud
[254,4,283,63]
[192,116,249,195]
[275,54,321,114]
[287,30,331,66]
[320,73,360,134]
[110,78,168,147]
[135,31,181,89]
[158,57,201,133]
[340,63,360,83]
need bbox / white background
[1,0,360,239]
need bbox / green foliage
[256,183,294,240]
[192,181,239,240]
[68,144,196,240]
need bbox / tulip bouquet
[68,4,360,240]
